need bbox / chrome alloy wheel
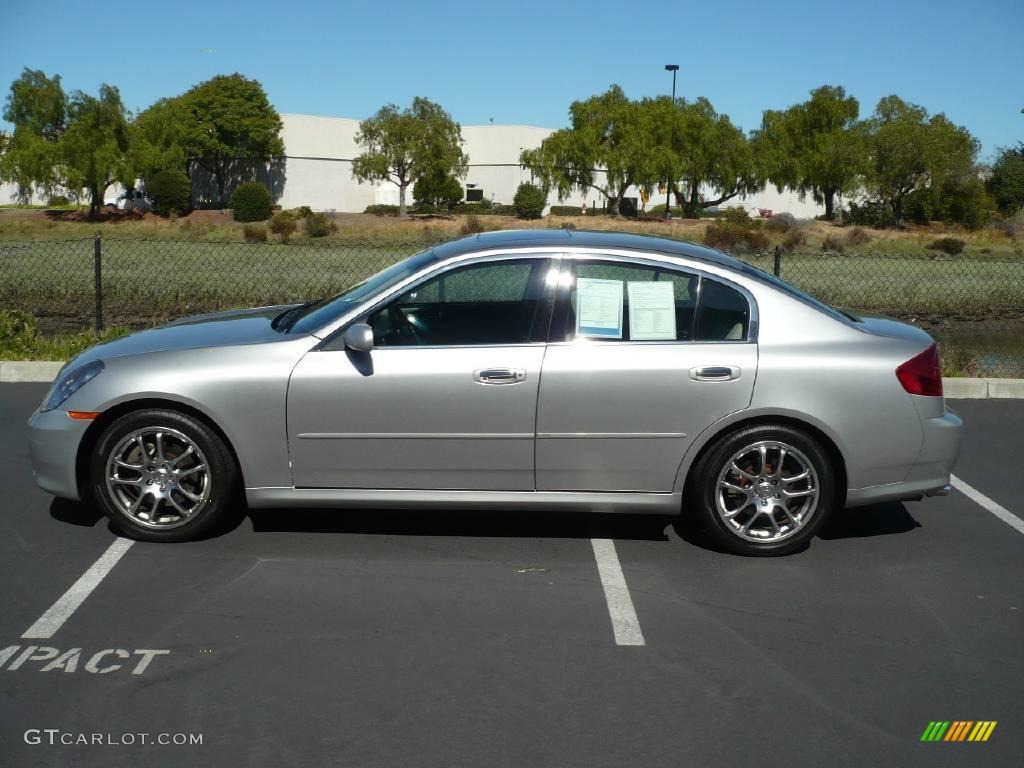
[104,427,211,529]
[714,440,820,543]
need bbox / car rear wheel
[90,409,239,542]
[689,424,836,556]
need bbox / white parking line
[590,539,645,646]
[951,474,1024,536]
[21,538,135,640]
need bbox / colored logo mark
[921,721,997,742]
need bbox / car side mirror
[343,322,374,353]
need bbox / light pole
[664,64,679,219]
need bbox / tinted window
[560,261,699,342]
[367,259,549,346]
[694,279,749,341]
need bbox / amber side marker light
[67,411,101,420]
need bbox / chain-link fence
[1,236,1022,377]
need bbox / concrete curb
[1,361,1022,397]
[0,361,65,383]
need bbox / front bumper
[846,407,963,507]
[27,408,91,501]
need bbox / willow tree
[756,85,865,220]
[660,97,762,218]
[520,85,667,216]
[864,95,979,227]
[352,97,467,217]
[0,68,67,202]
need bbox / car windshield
[281,248,439,334]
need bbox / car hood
[72,304,300,365]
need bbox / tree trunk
[89,184,100,218]
[216,168,226,210]
[823,188,836,220]
[683,186,701,219]
[399,182,408,217]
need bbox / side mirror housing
[343,322,374,353]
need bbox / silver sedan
[27,230,962,555]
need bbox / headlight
[41,360,105,412]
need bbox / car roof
[430,229,744,271]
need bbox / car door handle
[473,368,527,385]
[689,365,740,382]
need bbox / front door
[535,257,757,492]
[287,256,556,490]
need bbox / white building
[2,112,826,217]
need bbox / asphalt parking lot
[1,382,1022,767]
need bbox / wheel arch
[75,397,244,500]
[677,412,848,509]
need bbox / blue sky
[2,0,1021,159]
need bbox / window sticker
[576,277,623,338]
[627,281,676,340]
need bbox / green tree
[864,96,979,227]
[756,85,865,220]
[180,74,284,206]
[521,86,667,217]
[60,85,134,216]
[513,182,547,219]
[131,97,191,182]
[663,97,762,217]
[352,97,468,217]
[0,68,67,202]
[412,171,464,211]
[987,143,1024,215]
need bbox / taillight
[896,343,943,397]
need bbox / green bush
[304,211,336,238]
[47,194,70,207]
[928,237,966,256]
[513,183,547,219]
[844,199,893,228]
[452,201,512,215]
[645,204,684,217]
[243,224,267,242]
[291,205,313,218]
[146,170,191,216]
[0,309,41,355]
[269,211,298,241]
[721,207,751,224]
[821,234,845,253]
[845,226,872,246]
[782,228,806,249]
[549,205,587,216]
[230,182,273,222]
[704,220,768,253]
[459,214,489,235]
[364,204,400,215]
[764,212,797,232]
[413,173,464,211]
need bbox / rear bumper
[845,407,962,507]
[27,408,90,501]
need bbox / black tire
[90,408,240,542]
[688,423,836,556]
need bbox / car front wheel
[90,408,239,542]
[690,424,836,556]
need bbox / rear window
[694,279,749,341]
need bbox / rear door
[535,255,758,492]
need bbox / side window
[694,278,750,341]
[561,261,699,342]
[367,259,549,347]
